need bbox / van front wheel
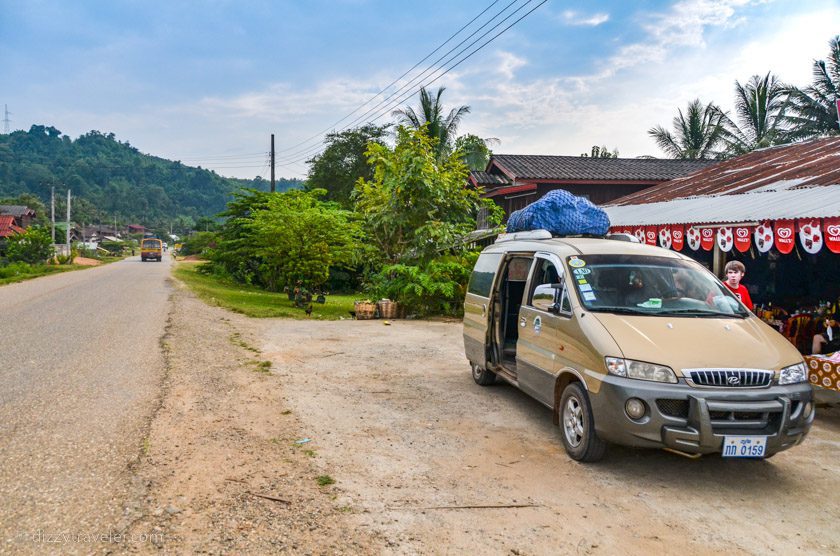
[559,383,606,462]
[471,363,496,386]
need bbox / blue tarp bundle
[505,189,610,236]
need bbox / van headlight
[605,357,677,384]
[779,362,808,385]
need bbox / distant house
[469,155,715,222]
[127,224,145,235]
[0,215,25,238]
[0,205,36,229]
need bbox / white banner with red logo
[658,226,672,249]
[798,219,823,254]
[755,222,773,253]
[774,219,796,254]
[634,227,646,243]
[826,217,840,254]
[686,226,701,250]
[716,226,734,252]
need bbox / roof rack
[495,230,640,243]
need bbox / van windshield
[566,254,749,318]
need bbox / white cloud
[562,10,610,27]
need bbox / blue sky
[3,0,839,178]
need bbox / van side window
[528,258,571,313]
[468,253,503,297]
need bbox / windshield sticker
[579,283,593,292]
[568,257,586,268]
[573,267,591,276]
[637,298,663,309]
[583,292,596,301]
[577,279,588,284]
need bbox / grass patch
[316,475,335,487]
[253,360,272,373]
[229,332,260,353]
[281,409,292,415]
[174,262,358,319]
[303,449,317,458]
[0,263,91,286]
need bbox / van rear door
[463,252,503,367]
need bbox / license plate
[722,436,767,458]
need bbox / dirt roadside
[126,283,840,554]
[123,284,384,554]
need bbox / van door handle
[519,316,527,327]
[481,304,486,316]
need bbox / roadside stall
[603,137,840,392]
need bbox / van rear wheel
[471,362,496,386]
[559,383,606,462]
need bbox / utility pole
[66,189,71,256]
[51,186,56,244]
[270,133,276,193]
[3,105,10,134]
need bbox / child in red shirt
[723,260,753,311]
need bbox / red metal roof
[484,183,537,198]
[611,136,840,206]
[0,215,24,238]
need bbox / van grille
[684,369,773,388]
[656,399,689,418]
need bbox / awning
[485,183,537,198]
[604,186,840,226]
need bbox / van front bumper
[588,374,814,456]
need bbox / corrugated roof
[605,186,840,226]
[469,171,510,186]
[611,136,840,205]
[485,184,537,198]
[0,205,35,218]
[490,154,714,181]
[0,215,24,237]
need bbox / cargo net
[505,189,610,236]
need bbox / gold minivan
[464,230,814,462]
[140,238,163,262]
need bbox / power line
[271,0,504,157]
[275,0,546,166]
[274,0,526,164]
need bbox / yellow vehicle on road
[140,238,163,262]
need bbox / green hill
[0,125,302,229]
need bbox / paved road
[0,256,171,552]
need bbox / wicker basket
[377,299,400,319]
[354,301,377,320]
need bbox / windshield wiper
[588,306,652,315]
[659,309,746,318]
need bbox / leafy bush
[99,240,126,255]
[179,231,219,256]
[0,261,36,279]
[367,253,477,317]
[6,226,54,264]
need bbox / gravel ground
[0,256,171,555]
[259,317,840,555]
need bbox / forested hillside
[0,125,301,228]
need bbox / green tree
[580,145,619,158]
[249,190,361,290]
[648,99,729,159]
[723,72,790,155]
[392,86,470,160]
[305,124,390,207]
[5,225,54,264]
[785,36,840,139]
[355,126,500,264]
[453,134,498,170]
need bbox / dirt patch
[259,318,840,555]
[72,256,101,266]
[123,285,382,554]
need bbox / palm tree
[392,86,471,160]
[785,36,840,140]
[647,99,729,159]
[722,72,790,155]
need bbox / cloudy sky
[3,0,839,179]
